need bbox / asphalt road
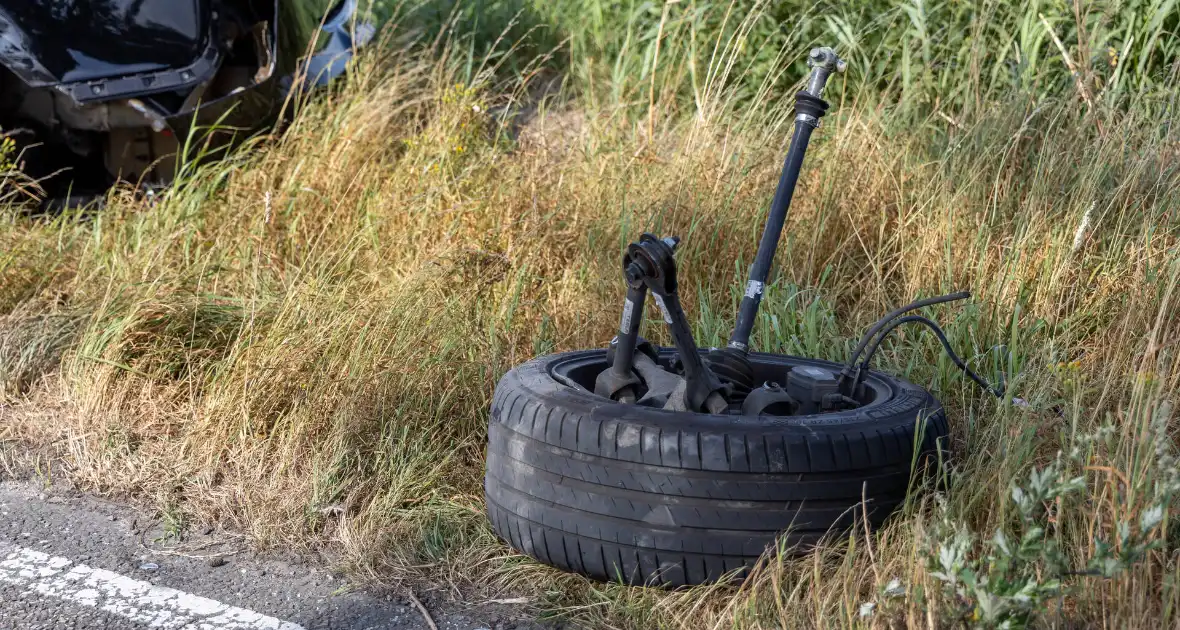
[0,481,540,630]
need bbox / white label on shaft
[745,280,764,299]
[652,293,674,324]
[620,298,635,332]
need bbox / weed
[0,2,1178,628]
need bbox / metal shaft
[727,47,844,353]
[655,293,706,381]
[653,287,728,414]
[609,283,647,380]
[727,121,817,351]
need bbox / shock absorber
[705,47,846,400]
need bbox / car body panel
[0,1,207,93]
[0,0,371,196]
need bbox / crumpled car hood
[0,1,207,88]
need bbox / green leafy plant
[0,132,38,204]
[927,403,1176,629]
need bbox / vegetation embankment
[2,1,1179,627]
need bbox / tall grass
[398,0,1180,119]
[2,1,1180,627]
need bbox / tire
[483,349,948,586]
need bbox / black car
[0,0,372,200]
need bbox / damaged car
[0,0,373,203]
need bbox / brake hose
[858,314,1004,398]
[846,291,972,368]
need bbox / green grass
[2,1,1180,627]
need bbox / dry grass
[2,25,1180,628]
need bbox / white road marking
[0,542,305,629]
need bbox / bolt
[625,263,644,284]
[807,47,846,73]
